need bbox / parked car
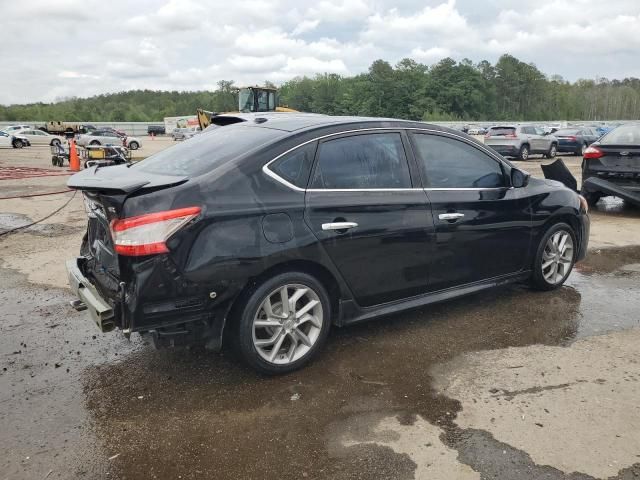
[484,125,558,160]
[12,128,63,146]
[1,124,31,134]
[98,126,127,137]
[467,126,487,135]
[66,114,589,374]
[172,126,200,141]
[0,131,30,148]
[554,127,600,156]
[581,122,640,207]
[76,130,141,150]
[148,125,166,135]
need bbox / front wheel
[90,140,100,146]
[519,144,530,160]
[12,139,24,149]
[128,141,139,150]
[51,139,61,147]
[236,272,331,374]
[530,223,576,291]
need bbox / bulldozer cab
[238,87,277,113]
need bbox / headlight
[578,194,588,214]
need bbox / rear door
[304,131,435,307]
[409,132,531,291]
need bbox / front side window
[311,133,412,189]
[411,133,505,189]
[269,142,316,188]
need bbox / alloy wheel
[549,144,557,157]
[541,230,574,284]
[252,284,323,365]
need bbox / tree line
[2,54,640,122]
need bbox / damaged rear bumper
[582,177,640,207]
[66,257,116,332]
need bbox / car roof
[214,112,465,137]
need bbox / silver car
[172,127,200,141]
[484,125,558,160]
[76,130,142,150]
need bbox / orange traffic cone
[69,139,80,172]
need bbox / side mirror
[511,168,530,188]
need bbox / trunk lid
[68,164,188,194]
[596,145,640,171]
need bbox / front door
[304,131,435,307]
[409,132,532,291]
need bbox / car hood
[67,164,188,194]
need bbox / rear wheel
[577,143,587,156]
[519,144,530,160]
[236,272,331,374]
[12,139,23,149]
[51,139,61,147]
[545,143,557,159]
[530,223,576,290]
[128,141,139,150]
[90,140,100,146]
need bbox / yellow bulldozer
[197,86,296,130]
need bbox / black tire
[12,139,24,149]
[128,141,139,150]
[545,143,557,159]
[51,138,61,147]
[576,143,587,156]
[582,191,601,206]
[530,222,577,291]
[236,271,332,374]
[519,144,530,160]
[90,140,100,146]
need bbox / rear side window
[311,133,411,189]
[411,133,505,189]
[488,127,516,136]
[269,142,316,188]
[135,125,284,177]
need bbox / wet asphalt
[1,247,640,479]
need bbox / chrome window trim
[262,126,510,192]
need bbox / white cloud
[1,0,640,104]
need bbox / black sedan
[554,127,600,155]
[581,122,640,207]
[66,115,590,374]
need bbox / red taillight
[568,136,577,141]
[583,145,604,159]
[110,206,201,256]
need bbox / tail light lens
[583,146,604,159]
[110,206,201,256]
[568,136,577,141]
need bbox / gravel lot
[1,137,640,479]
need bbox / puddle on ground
[2,246,640,479]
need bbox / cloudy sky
[1,0,639,105]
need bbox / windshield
[133,125,285,177]
[555,129,580,136]
[600,124,640,146]
[239,89,253,112]
[488,127,515,136]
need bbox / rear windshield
[134,125,285,176]
[554,129,580,135]
[600,124,640,146]
[488,127,515,136]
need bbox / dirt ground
[1,139,640,479]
